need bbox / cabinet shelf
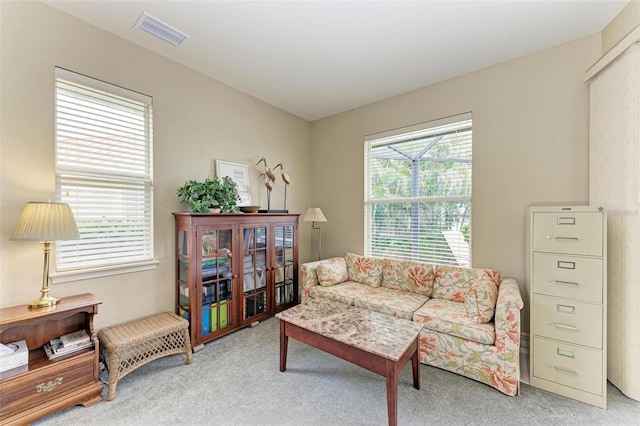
[173,212,299,350]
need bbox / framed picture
[215,160,251,206]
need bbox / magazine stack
[43,329,93,360]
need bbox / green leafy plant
[177,177,240,213]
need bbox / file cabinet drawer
[532,253,603,302]
[532,212,603,256]
[532,337,603,396]
[532,294,603,349]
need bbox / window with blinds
[364,113,472,266]
[55,68,153,272]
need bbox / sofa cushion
[432,266,500,303]
[413,299,495,345]
[464,274,499,323]
[353,287,429,321]
[345,253,382,287]
[309,281,370,305]
[316,257,348,287]
[381,259,435,296]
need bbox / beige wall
[0,1,312,328]
[2,1,635,336]
[311,35,601,333]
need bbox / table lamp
[10,202,80,308]
[302,207,327,260]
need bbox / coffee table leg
[279,320,288,372]
[412,341,420,390]
[385,359,398,426]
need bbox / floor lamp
[302,207,327,260]
[10,202,80,308]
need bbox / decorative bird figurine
[273,163,290,185]
[273,163,290,211]
[258,172,273,210]
[258,172,273,192]
[256,157,276,183]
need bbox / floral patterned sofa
[300,253,524,396]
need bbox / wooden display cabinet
[0,293,103,424]
[174,212,299,350]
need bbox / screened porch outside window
[364,113,472,266]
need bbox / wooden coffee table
[276,300,423,426]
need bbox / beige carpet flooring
[34,317,639,425]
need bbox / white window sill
[51,260,160,284]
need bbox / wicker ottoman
[98,311,192,401]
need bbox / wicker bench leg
[184,328,193,364]
[106,379,118,401]
[105,353,120,401]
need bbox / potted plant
[176,177,240,213]
[213,176,241,213]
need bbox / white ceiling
[43,0,629,121]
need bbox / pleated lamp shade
[10,202,80,241]
[302,207,327,223]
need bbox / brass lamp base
[28,241,59,309]
[29,294,60,309]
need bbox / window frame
[52,68,157,284]
[364,113,472,266]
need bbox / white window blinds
[55,68,153,271]
[364,113,472,266]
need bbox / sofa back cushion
[464,274,500,323]
[317,257,349,287]
[433,266,500,304]
[345,253,382,287]
[381,259,435,296]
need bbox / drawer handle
[554,280,579,286]
[546,321,579,331]
[545,236,579,241]
[547,364,578,375]
[36,377,63,393]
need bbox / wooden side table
[0,293,103,425]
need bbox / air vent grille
[135,12,190,46]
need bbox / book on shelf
[43,340,93,360]
[202,264,229,279]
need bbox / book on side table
[43,329,92,360]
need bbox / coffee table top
[276,300,423,361]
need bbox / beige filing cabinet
[527,206,607,408]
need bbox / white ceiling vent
[135,12,190,46]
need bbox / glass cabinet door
[177,229,190,320]
[200,228,233,337]
[242,226,267,320]
[274,224,295,307]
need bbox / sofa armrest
[494,278,524,359]
[300,258,343,302]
